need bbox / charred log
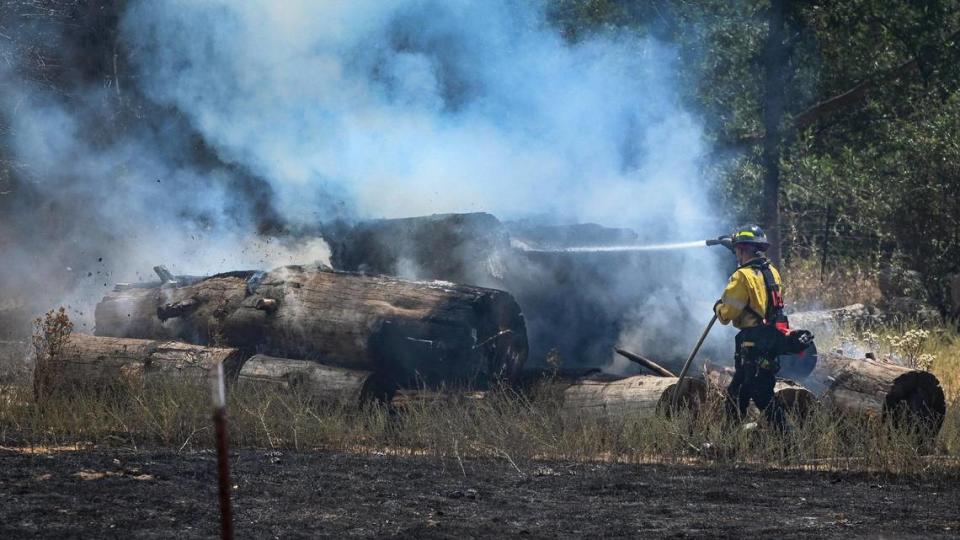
[34,333,245,397]
[804,352,946,435]
[95,266,527,388]
[238,354,396,405]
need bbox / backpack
[740,258,817,377]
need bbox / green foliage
[548,0,960,308]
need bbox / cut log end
[662,379,708,416]
[885,370,946,432]
[774,385,817,419]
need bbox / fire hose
[671,313,718,409]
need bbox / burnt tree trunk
[561,375,706,421]
[237,354,396,405]
[760,0,789,265]
[95,266,527,388]
[34,333,245,397]
[804,352,946,435]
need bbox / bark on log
[705,367,817,420]
[237,354,396,405]
[34,334,245,397]
[803,352,946,434]
[95,266,527,388]
[561,375,706,421]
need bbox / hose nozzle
[706,235,734,252]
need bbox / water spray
[516,240,710,253]
[516,234,738,254]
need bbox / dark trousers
[725,329,790,432]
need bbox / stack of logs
[37,265,529,406]
[35,264,947,441]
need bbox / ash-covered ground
[1,448,957,539]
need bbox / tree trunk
[95,266,528,388]
[34,333,245,397]
[705,367,817,420]
[561,375,706,421]
[237,354,396,405]
[804,352,945,434]
[760,0,789,265]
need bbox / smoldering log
[804,352,946,433]
[34,333,245,396]
[323,212,693,373]
[705,367,817,419]
[95,266,528,388]
[323,212,511,285]
[560,375,706,421]
[237,354,396,405]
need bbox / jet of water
[515,240,709,253]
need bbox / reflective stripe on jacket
[714,258,783,329]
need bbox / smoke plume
[1,1,733,366]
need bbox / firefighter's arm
[714,271,750,325]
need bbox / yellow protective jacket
[714,258,783,330]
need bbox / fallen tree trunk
[705,367,817,420]
[803,352,946,434]
[237,355,396,405]
[95,266,527,388]
[34,334,245,397]
[561,375,706,421]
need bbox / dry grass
[0,375,956,478]
[2,307,959,477]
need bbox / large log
[561,375,706,421]
[237,354,396,405]
[803,352,946,433]
[705,367,817,420]
[95,265,528,388]
[34,333,245,396]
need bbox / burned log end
[885,370,946,432]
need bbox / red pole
[213,364,234,540]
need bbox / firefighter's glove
[713,299,723,316]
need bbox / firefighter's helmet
[732,224,770,251]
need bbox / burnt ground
[1,448,958,539]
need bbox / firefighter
[713,225,790,432]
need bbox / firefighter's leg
[724,366,747,422]
[724,335,749,422]
[752,366,790,434]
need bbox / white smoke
[121,0,713,230]
[2,1,734,366]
